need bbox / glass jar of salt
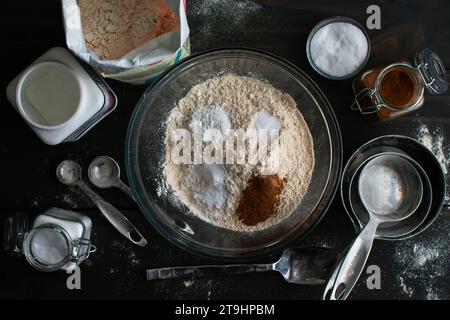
[352,48,448,120]
[3,208,95,272]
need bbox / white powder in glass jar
[309,21,369,78]
[30,228,69,266]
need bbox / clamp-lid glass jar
[3,208,95,272]
[351,48,448,120]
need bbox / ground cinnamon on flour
[235,174,287,226]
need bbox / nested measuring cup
[324,153,424,300]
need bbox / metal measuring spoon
[56,160,147,247]
[87,157,196,236]
[88,156,134,200]
[147,247,338,285]
[324,154,423,300]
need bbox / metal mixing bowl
[125,49,342,259]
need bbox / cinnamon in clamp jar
[351,48,448,120]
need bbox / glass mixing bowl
[125,49,342,260]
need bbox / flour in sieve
[162,74,315,232]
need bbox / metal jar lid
[3,212,29,257]
[414,48,448,95]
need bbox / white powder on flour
[190,106,232,144]
[185,164,230,213]
[249,111,281,139]
[309,22,369,78]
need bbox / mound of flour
[162,74,315,232]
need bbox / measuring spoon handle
[116,180,135,201]
[147,264,274,280]
[323,218,378,300]
[77,181,147,247]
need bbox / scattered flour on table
[190,0,262,25]
[30,196,42,208]
[128,251,141,267]
[90,240,144,295]
[413,244,440,268]
[111,240,142,267]
[392,216,450,300]
[416,124,450,201]
[55,193,79,208]
[31,193,82,209]
[188,0,264,48]
[416,124,450,175]
[398,276,414,298]
[426,288,440,300]
[206,280,213,300]
[183,280,195,288]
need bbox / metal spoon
[87,157,196,236]
[146,247,338,285]
[324,154,423,300]
[88,156,134,200]
[56,160,147,247]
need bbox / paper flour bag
[62,0,190,85]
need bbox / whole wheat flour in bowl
[78,0,179,60]
[163,74,315,232]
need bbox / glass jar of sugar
[3,208,95,272]
[351,48,448,120]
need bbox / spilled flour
[188,0,264,49]
[183,280,195,288]
[416,124,450,201]
[190,0,262,26]
[416,124,450,175]
[392,125,449,299]
[413,244,440,267]
[393,215,450,300]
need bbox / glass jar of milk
[3,208,95,272]
[6,47,117,145]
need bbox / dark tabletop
[0,0,449,300]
